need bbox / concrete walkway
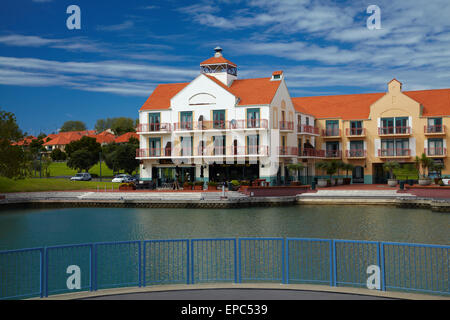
[300,189,417,199]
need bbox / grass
[0,177,119,193]
[393,167,419,180]
[31,161,137,178]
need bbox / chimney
[214,46,223,58]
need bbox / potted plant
[119,182,136,191]
[193,181,204,190]
[415,154,433,186]
[230,180,241,191]
[287,163,305,186]
[239,180,250,191]
[342,163,354,185]
[335,160,345,185]
[207,181,218,191]
[315,161,329,187]
[183,181,193,190]
[383,161,400,187]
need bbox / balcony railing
[136,146,270,158]
[378,126,411,135]
[298,124,320,135]
[346,128,366,136]
[378,149,411,157]
[346,150,367,158]
[279,121,294,131]
[172,119,269,131]
[298,148,325,158]
[279,146,298,156]
[325,150,342,158]
[322,128,341,137]
[425,148,447,157]
[136,123,172,133]
[424,125,446,134]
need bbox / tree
[0,110,25,178]
[102,143,120,174]
[95,118,114,133]
[115,144,139,174]
[111,117,136,136]
[66,136,101,172]
[415,153,433,178]
[60,120,86,132]
[287,163,305,182]
[67,149,95,173]
[342,163,355,178]
[50,148,67,161]
[383,161,400,180]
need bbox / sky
[1,0,450,136]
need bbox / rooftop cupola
[200,47,237,87]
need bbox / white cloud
[97,21,135,32]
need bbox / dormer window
[271,71,283,81]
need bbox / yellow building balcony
[424,125,446,136]
[345,150,367,159]
[297,124,320,135]
[378,148,411,159]
[425,148,447,158]
[325,150,342,159]
[345,128,366,138]
[378,126,411,137]
[322,128,342,139]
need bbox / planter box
[317,179,328,188]
[119,186,135,191]
[418,179,432,186]
[343,178,352,185]
[337,178,344,185]
[239,185,249,192]
[387,179,398,187]
[193,185,203,190]
[290,181,302,186]
[207,185,218,191]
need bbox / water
[0,205,448,250]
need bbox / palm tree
[418,153,433,178]
[383,161,400,180]
[287,163,305,182]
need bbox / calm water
[0,206,449,250]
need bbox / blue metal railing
[0,238,448,299]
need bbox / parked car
[125,174,140,183]
[112,174,131,183]
[442,178,450,186]
[70,173,92,181]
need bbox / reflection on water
[0,205,448,250]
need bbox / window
[213,136,226,155]
[148,137,161,157]
[247,135,259,154]
[213,110,226,129]
[380,117,409,134]
[247,108,260,128]
[326,141,340,157]
[427,118,443,133]
[380,139,409,156]
[325,120,339,136]
[180,136,192,156]
[148,113,161,131]
[350,121,363,135]
[349,141,364,157]
[428,138,444,156]
[180,111,193,130]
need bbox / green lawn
[393,167,419,180]
[0,177,119,193]
[32,161,137,178]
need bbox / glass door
[148,113,160,131]
[180,111,193,130]
[350,141,364,157]
[350,121,363,135]
[428,138,443,156]
[148,137,161,157]
[381,139,394,156]
[381,118,394,134]
[247,135,259,155]
[325,120,339,136]
[395,117,408,134]
[247,108,260,128]
[213,110,226,129]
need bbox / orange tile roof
[140,76,282,110]
[292,93,385,120]
[200,56,237,67]
[115,132,139,143]
[87,131,116,144]
[292,88,450,119]
[43,131,88,146]
[404,88,450,117]
[12,136,37,146]
[140,83,189,111]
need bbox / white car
[70,173,92,181]
[442,178,450,186]
[112,174,131,183]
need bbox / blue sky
[1,0,450,135]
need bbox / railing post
[142,241,146,287]
[379,242,386,291]
[234,238,238,284]
[138,241,142,287]
[45,247,48,297]
[40,248,45,298]
[238,239,242,283]
[188,239,192,285]
[90,244,95,292]
[332,240,337,287]
[284,238,289,284]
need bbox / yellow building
[292,79,450,184]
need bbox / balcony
[325,150,342,158]
[173,119,269,131]
[136,123,172,134]
[425,148,447,157]
[136,146,270,159]
[378,126,411,136]
[279,146,298,157]
[346,149,367,159]
[378,148,411,159]
[136,148,172,158]
[345,128,366,138]
[424,125,446,136]
[298,148,325,158]
[298,124,320,135]
[279,121,294,131]
[322,128,341,138]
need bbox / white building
[137,48,322,185]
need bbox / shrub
[207,181,217,186]
[183,182,193,188]
[240,180,250,186]
[194,181,204,186]
[231,180,240,186]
